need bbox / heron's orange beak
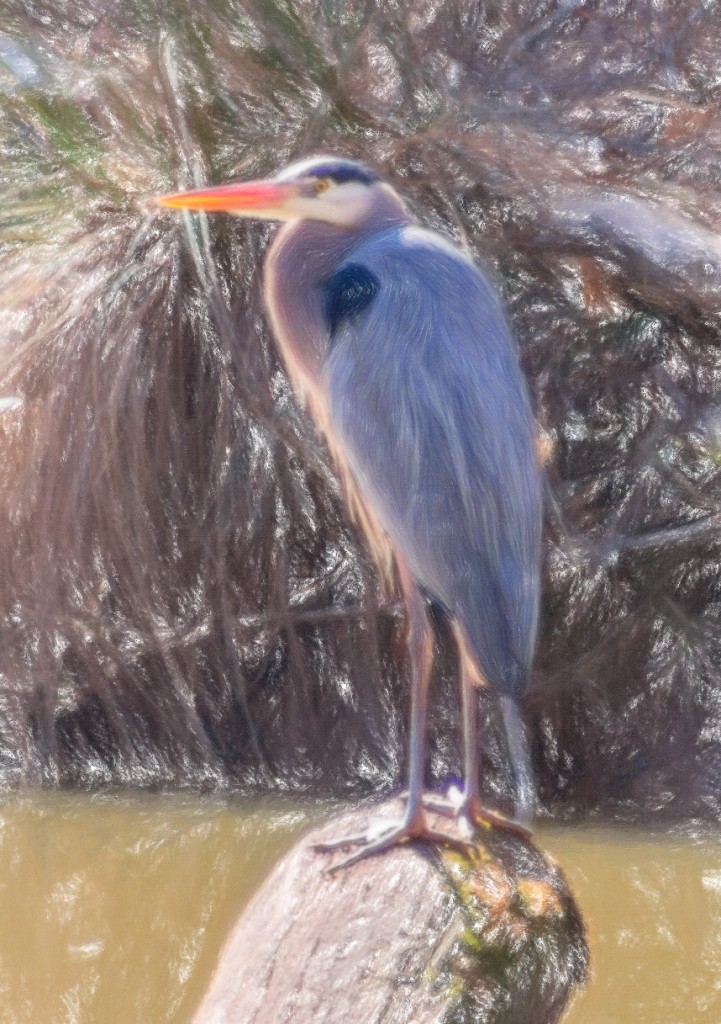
[156,180,302,216]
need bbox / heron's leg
[460,659,481,817]
[399,562,433,825]
[314,561,474,870]
[422,627,532,839]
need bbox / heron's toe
[314,810,475,872]
[420,788,533,840]
[462,796,533,840]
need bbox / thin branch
[236,600,404,630]
[596,513,721,558]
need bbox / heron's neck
[264,190,411,402]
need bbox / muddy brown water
[2,793,719,1023]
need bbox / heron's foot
[313,808,475,872]
[422,787,532,840]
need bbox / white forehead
[273,155,379,186]
[274,157,330,181]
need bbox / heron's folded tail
[500,695,536,826]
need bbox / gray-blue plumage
[322,226,541,699]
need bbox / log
[193,801,588,1024]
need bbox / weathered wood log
[193,801,588,1023]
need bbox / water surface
[0,793,316,1024]
[544,827,721,1024]
[2,794,719,1023]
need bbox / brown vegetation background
[1,0,720,820]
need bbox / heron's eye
[313,178,333,195]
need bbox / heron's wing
[322,227,541,697]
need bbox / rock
[192,800,589,1023]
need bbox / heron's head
[157,156,401,228]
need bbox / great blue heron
[158,155,542,866]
